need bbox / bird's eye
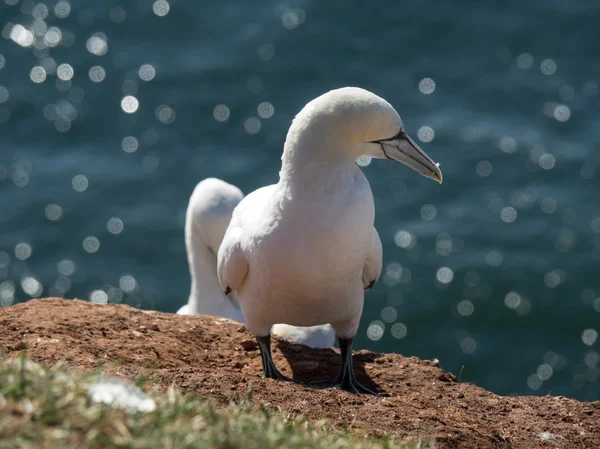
[389,128,405,140]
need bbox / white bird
[218,87,442,394]
[178,177,336,349]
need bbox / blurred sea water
[0,0,599,400]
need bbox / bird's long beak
[375,131,443,184]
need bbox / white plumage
[217,87,442,393]
[178,177,335,349]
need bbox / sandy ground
[1,298,598,448]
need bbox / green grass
[0,355,431,449]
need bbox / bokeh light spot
[366,320,385,341]
[30,66,47,83]
[582,329,598,346]
[457,300,475,317]
[72,174,88,192]
[107,217,124,235]
[57,259,75,276]
[119,275,137,293]
[83,236,100,253]
[420,204,437,220]
[54,1,71,18]
[537,364,553,380]
[121,96,139,113]
[89,65,106,82]
[0,86,9,103]
[0,281,15,307]
[139,64,156,81]
[460,337,477,354]
[244,117,261,134]
[90,290,108,304]
[44,204,62,221]
[86,33,108,56]
[476,160,492,177]
[540,59,557,75]
[436,267,454,284]
[153,0,170,16]
[544,270,561,288]
[505,291,522,310]
[390,322,407,339]
[57,63,74,81]
[356,156,371,167]
[257,101,274,119]
[110,7,126,23]
[417,126,435,143]
[21,276,43,297]
[554,105,570,122]
[541,198,557,214]
[418,77,436,94]
[517,53,533,69]
[527,374,542,390]
[10,25,34,47]
[213,104,230,122]
[500,207,517,223]
[122,136,139,152]
[394,230,415,249]
[381,306,398,323]
[155,105,176,124]
[15,243,32,261]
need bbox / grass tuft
[0,355,431,449]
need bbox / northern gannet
[218,87,442,393]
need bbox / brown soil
[1,298,598,448]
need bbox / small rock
[131,331,142,338]
[151,324,160,332]
[233,361,247,369]
[457,393,464,399]
[437,372,456,382]
[240,339,258,351]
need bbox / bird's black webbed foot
[334,370,378,395]
[333,336,379,395]
[256,334,293,382]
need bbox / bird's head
[287,87,442,183]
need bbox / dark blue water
[1,0,599,401]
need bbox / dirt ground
[1,298,598,448]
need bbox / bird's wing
[217,184,277,296]
[362,227,383,291]
[217,226,249,295]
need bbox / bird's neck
[279,128,361,199]
[186,220,244,320]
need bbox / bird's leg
[256,334,291,381]
[334,337,378,395]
